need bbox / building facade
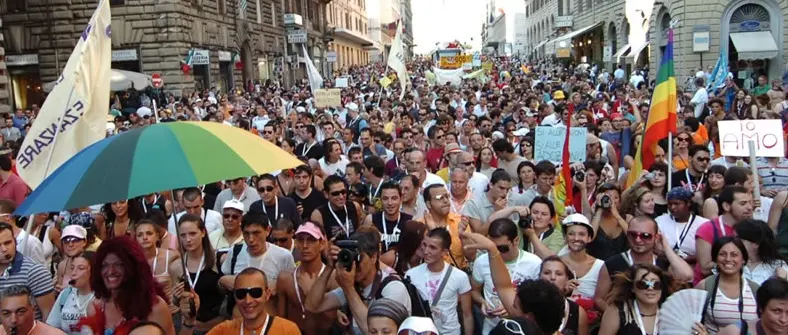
[524,0,560,59]
[0,14,11,114]
[1,0,292,101]
[326,0,373,70]
[399,0,413,60]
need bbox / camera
[335,240,360,271]
[518,215,533,229]
[573,169,585,182]
[600,195,612,209]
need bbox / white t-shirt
[319,156,350,176]
[330,268,411,335]
[406,263,471,335]
[16,231,45,265]
[743,260,788,285]
[473,250,542,334]
[46,288,94,334]
[656,213,709,257]
[221,242,296,294]
[167,209,222,237]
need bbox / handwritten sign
[335,77,348,88]
[534,126,588,163]
[718,120,784,157]
[439,55,472,69]
[313,88,341,108]
[379,77,392,88]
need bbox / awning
[534,39,548,50]
[627,41,650,64]
[334,28,376,46]
[730,31,778,60]
[546,22,604,47]
[613,44,631,61]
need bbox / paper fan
[659,289,707,335]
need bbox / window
[109,0,126,5]
[256,0,263,23]
[218,0,226,14]
[271,2,276,26]
[7,0,26,11]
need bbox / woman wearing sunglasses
[696,237,759,333]
[55,225,89,295]
[539,256,589,335]
[79,236,175,335]
[598,264,697,335]
[100,198,144,240]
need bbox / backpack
[374,274,432,318]
[220,244,245,317]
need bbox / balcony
[334,27,375,46]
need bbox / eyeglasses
[257,186,275,193]
[626,231,654,241]
[695,156,710,163]
[234,287,264,300]
[112,200,128,205]
[676,137,690,142]
[496,244,510,254]
[223,213,241,220]
[497,319,526,335]
[330,189,347,197]
[458,161,474,167]
[634,279,662,291]
[263,130,273,134]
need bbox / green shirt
[752,84,771,96]
[521,225,566,253]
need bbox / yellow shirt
[419,212,469,270]
[436,167,450,182]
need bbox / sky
[412,0,485,54]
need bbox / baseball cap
[346,102,359,111]
[62,225,87,240]
[610,113,624,120]
[586,133,600,144]
[296,106,306,113]
[295,221,324,240]
[223,199,245,213]
[398,317,439,334]
[444,143,462,156]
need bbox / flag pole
[153,100,161,123]
[667,132,673,192]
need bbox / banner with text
[718,120,785,157]
[439,55,472,69]
[314,88,341,108]
[534,126,587,163]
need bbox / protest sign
[335,77,349,88]
[379,77,392,88]
[718,120,784,157]
[314,88,341,108]
[534,126,587,163]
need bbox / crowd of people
[1,56,788,335]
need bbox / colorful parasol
[16,121,303,215]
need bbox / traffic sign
[151,73,163,88]
[287,30,307,44]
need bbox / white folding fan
[659,289,708,335]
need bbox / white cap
[346,102,359,112]
[223,199,245,213]
[61,225,87,240]
[398,317,439,334]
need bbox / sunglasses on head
[223,213,241,220]
[234,287,264,300]
[635,279,662,290]
[626,231,654,241]
[257,186,275,193]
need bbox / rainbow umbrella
[16,121,303,215]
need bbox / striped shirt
[704,282,758,333]
[757,157,788,192]
[0,253,55,320]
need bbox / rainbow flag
[553,126,574,219]
[627,30,678,188]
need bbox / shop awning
[533,39,548,50]
[627,41,650,64]
[546,22,604,47]
[730,31,778,60]
[613,44,631,61]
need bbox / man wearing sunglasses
[670,144,710,191]
[209,268,300,334]
[593,215,694,311]
[209,200,246,269]
[250,174,301,228]
[472,218,542,334]
[310,176,363,240]
[213,177,260,214]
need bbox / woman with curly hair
[100,199,144,240]
[620,185,656,221]
[78,236,175,335]
[598,264,701,335]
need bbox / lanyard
[674,215,696,250]
[369,179,384,200]
[185,252,206,289]
[261,197,279,224]
[301,141,316,156]
[293,264,326,319]
[632,301,659,335]
[685,170,705,192]
[559,299,569,332]
[718,216,728,238]
[239,314,270,335]
[624,251,656,267]
[234,188,246,202]
[328,204,351,238]
[382,213,401,250]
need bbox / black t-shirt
[248,197,302,227]
[671,169,706,191]
[296,141,324,160]
[288,188,327,223]
[372,212,413,253]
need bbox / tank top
[616,301,654,335]
[318,204,359,239]
[573,259,605,299]
[188,268,222,322]
[586,225,628,261]
[151,249,178,315]
[704,280,758,332]
[372,212,413,253]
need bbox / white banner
[17,0,112,189]
[432,68,464,87]
[718,120,785,157]
[302,45,324,93]
[386,21,409,100]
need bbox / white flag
[302,45,324,94]
[17,0,111,189]
[386,21,409,100]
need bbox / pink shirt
[693,217,737,284]
[0,173,29,206]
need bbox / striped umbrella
[16,121,303,215]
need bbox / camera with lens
[573,169,585,182]
[518,215,533,229]
[335,240,360,271]
[599,194,612,209]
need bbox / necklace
[633,301,659,335]
[293,264,326,319]
[72,290,95,311]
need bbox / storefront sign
[603,46,612,62]
[191,49,210,65]
[288,30,307,44]
[556,48,571,58]
[326,52,337,62]
[718,120,784,157]
[5,54,39,66]
[314,88,341,108]
[112,49,138,62]
[283,14,303,26]
[692,25,710,53]
[555,16,574,29]
[218,51,232,62]
[534,126,587,163]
